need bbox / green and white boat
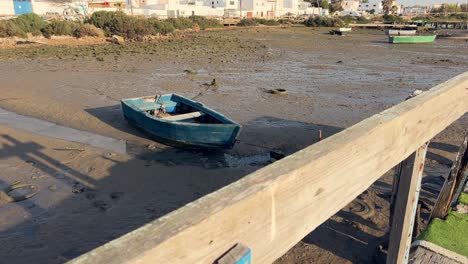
[389,35,436,44]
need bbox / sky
[398,0,465,5]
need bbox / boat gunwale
[121,94,241,129]
[388,35,437,43]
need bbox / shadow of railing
[0,116,347,263]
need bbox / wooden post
[450,135,468,208]
[387,143,428,264]
[431,136,468,220]
[389,163,403,226]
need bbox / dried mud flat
[0,27,467,263]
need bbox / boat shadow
[86,105,344,165]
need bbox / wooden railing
[70,72,468,264]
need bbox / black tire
[270,88,288,95]
[4,183,39,202]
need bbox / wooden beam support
[71,72,468,264]
[431,136,468,220]
[387,143,428,264]
[450,135,468,208]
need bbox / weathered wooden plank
[387,143,428,264]
[410,240,468,264]
[71,72,468,264]
[162,111,205,121]
[431,136,468,219]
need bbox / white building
[0,0,325,19]
[402,6,428,16]
[341,0,359,11]
[0,0,119,16]
[357,0,382,14]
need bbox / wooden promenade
[70,72,468,264]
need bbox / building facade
[358,0,382,14]
[0,0,322,18]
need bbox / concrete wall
[0,1,15,16]
[31,0,70,15]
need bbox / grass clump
[87,12,220,39]
[148,18,175,35]
[167,17,193,29]
[237,18,280,27]
[237,19,259,27]
[41,20,78,38]
[304,16,344,27]
[254,18,280,26]
[341,15,369,24]
[382,14,406,24]
[417,211,468,257]
[14,13,46,36]
[459,192,468,205]
[189,16,222,29]
[73,24,105,38]
[0,20,26,38]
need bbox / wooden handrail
[70,72,468,264]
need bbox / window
[230,1,234,4]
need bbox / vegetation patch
[237,19,259,27]
[189,16,223,29]
[417,211,468,257]
[304,16,344,27]
[459,192,468,205]
[341,15,369,24]
[0,20,26,38]
[237,18,281,27]
[87,11,221,39]
[13,13,46,36]
[0,11,223,40]
[382,14,405,24]
[41,20,78,38]
[74,24,105,38]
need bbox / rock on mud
[110,35,125,45]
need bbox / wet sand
[0,26,467,263]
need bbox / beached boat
[389,35,436,44]
[387,29,417,36]
[329,29,345,36]
[339,27,352,32]
[121,94,241,149]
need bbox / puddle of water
[223,153,271,168]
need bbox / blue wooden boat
[121,94,241,149]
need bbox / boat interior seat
[162,111,205,121]
[131,101,178,112]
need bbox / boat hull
[121,95,241,149]
[389,35,436,44]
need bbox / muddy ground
[0,26,467,263]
